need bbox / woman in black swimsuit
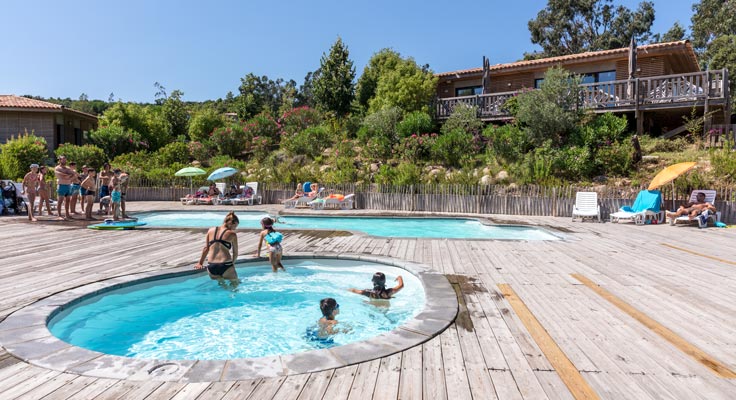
[195,211,239,283]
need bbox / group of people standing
[21,158,130,222]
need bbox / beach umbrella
[208,167,238,181]
[648,162,697,211]
[174,167,206,193]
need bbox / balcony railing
[436,69,729,119]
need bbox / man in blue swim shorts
[54,155,76,220]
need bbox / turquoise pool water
[48,260,424,360]
[134,211,560,240]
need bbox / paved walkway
[0,202,734,399]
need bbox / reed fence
[121,179,736,224]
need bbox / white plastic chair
[572,192,601,222]
[671,190,721,227]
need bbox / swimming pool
[48,259,425,360]
[133,211,560,240]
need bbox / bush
[431,129,474,167]
[711,149,736,182]
[396,111,434,138]
[280,125,330,158]
[373,162,421,185]
[211,123,248,158]
[359,107,402,143]
[362,136,394,160]
[551,146,594,180]
[245,112,280,142]
[208,155,247,173]
[483,124,527,164]
[188,140,217,165]
[393,133,437,163]
[54,144,107,170]
[321,157,359,183]
[595,140,633,176]
[280,106,322,135]
[639,135,687,153]
[248,135,274,161]
[88,125,146,159]
[0,131,49,180]
[440,104,483,137]
[188,108,225,142]
[574,112,628,148]
[155,142,191,166]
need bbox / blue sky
[1,0,697,102]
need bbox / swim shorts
[57,184,71,197]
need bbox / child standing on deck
[255,217,285,272]
[109,169,122,220]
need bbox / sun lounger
[231,182,262,205]
[311,193,355,210]
[610,190,664,225]
[181,186,210,205]
[571,192,601,222]
[670,190,721,227]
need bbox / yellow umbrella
[648,162,697,210]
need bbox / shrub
[208,155,247,172]
[88,125,146,159]
[248,135,274,161]
[373,164,396,184]
[321,157,359,183]
[711,149,736,182]
[551,146,594,180]
[211,123,248,158]
[155,142,191,166]
[0,131,49,180]
[188,140,217,165]
[54,144,107,170]
[595,140,633,176]
[245,112,280,142]
[393,133,437,163]
[575,112,628,148]
[334,138,358,159]
[359,107,402,143]
[362,136,394,160]
[396,111,434,138]
[280,125,330,158]
[483,124,527,164]
[280,106,322,135]
[431,129,474,167]
[392,162,422,185]
[440,104,483,137]
[188,108,225,142]
[639,135,687,153]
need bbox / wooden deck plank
[421,337,447,400]
[346,359,380,400]
[372,352,402,400]
[295,370,333,400]
[320,365,358,400]
[397,343,422,400]
[272,374,310,400]
[219,379,261,400]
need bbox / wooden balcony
[435,69,730,120]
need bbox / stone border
[0,253,457,382]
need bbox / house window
[582,70,616,83]
[534,78,544,88]
[455,86,482,97]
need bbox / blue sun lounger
[610,190,664,225]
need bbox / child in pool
[255,217,285,272]
[349,272,404,299]
[317,297,340,337]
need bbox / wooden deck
[0,203,735,399]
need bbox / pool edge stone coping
[0,253,457,382]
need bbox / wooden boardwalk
[0,203,735,399]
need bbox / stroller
[1,181,26,215]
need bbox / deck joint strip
[497,283,601,400]
[571,273,736,379]
[660,243,736,266]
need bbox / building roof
[437,40,699,78]
[0,95,98,119]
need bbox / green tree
[690,0,736,51]
[528,0,655,57]
[236,73,292,119]
[313,37,356,117]
[704,35,736,94]
[163,90,189,138]
[188,108,225,142]
[513,67,584,147]
[368,57,437,114]
[355,49,402,111]
[653,21,687,43]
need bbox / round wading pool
[0,255,456,381]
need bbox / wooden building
[0,95,98,154]
[435,41,731,135]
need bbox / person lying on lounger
[666,192,716,220]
